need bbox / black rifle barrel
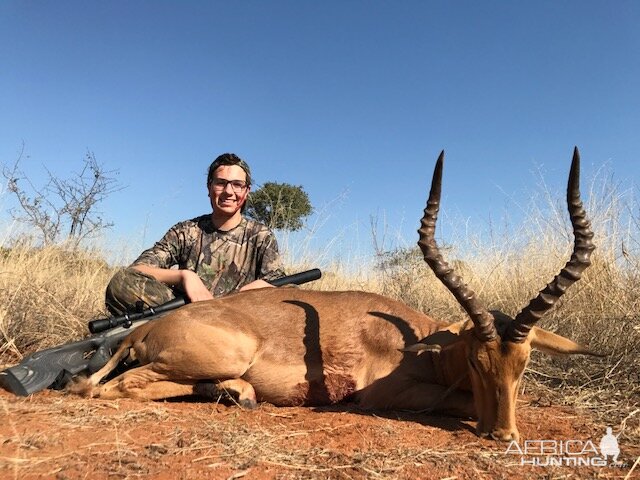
[88,297,186,334]
[268,268,321,287]
[88,268,322,334]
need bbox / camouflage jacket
[132,215,285,296]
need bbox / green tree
[246,182,312,231]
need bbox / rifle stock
[0,268,321,396]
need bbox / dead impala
[70,148,601,441]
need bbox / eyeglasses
[210,178,248,193]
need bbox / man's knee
[105,267,175,315]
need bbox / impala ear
[529,326,605,357]
[401,327,465,355]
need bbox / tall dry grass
[0,240,116,362]
[0,169,638,441]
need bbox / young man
[105,153,285,315]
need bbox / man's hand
[181,270,215,302]
[239,279,275,292]
[133,265,215,303]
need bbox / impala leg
[195,378,258,409]
[91,364,197,400]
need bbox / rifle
[0,268,322,397]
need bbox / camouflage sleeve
[131,223,184,269]
[257,230,286,282]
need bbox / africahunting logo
[504,427,628,467]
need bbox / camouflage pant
[105,268,179,316]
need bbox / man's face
[208,165,250,217]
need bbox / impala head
[415,148,600,441]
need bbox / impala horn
[507,147,596,343]
[418,151,498,342]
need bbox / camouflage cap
[207,153,252,187]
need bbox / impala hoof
[490,429,520,442]
[239,398,257,410]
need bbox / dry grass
[0,240,116,362]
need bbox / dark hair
[206,153,252,187]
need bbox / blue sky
[1,1,639,265]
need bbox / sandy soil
[1,388,637,480]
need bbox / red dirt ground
[1,388,637,479]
